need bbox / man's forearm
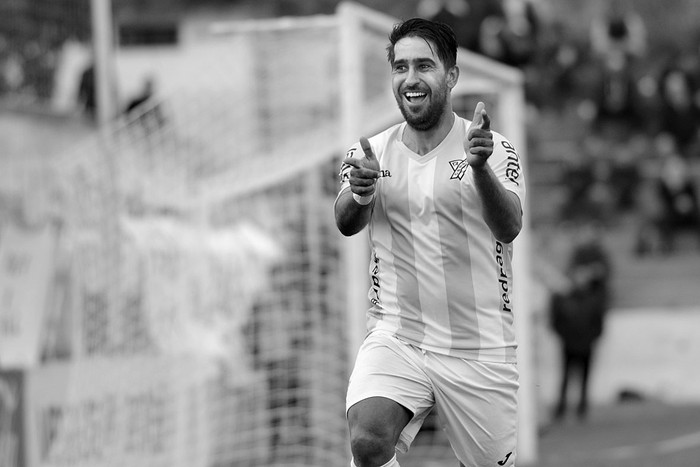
[334,189,374,236]
[471,165,522,243]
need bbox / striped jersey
[338,114,525,363]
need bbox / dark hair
[386,18,458,69]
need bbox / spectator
[609,135,643,213]
[654,135,700,253]
[0,34,25,94]
[533,20,584,111]
[586,0,647,138]
[478,0,540,68]
[417,0,503,53]
[656,64,700,158]
[591,51,643,138]
[549,221,612,421]
[589,0,646,66]
[558,134,617,224]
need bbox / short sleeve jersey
[337,114,525,363]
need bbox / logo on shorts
[497,451,513,465]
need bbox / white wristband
[352,193,374,205]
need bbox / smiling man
[334,17,526,467]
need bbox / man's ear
[447,65,459,90]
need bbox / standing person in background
[550,222,612,421]
[334,18,525,467]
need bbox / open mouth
[404,91,427,103]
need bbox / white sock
[379,454,400,467]
[351,454,400,467]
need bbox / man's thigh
[347,396,412,448]
[346,331,434,453]
[428,356,519,467]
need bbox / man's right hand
[342,137,380,198]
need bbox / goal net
[0,2,531,467]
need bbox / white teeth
[405,92,425,98]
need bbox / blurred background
[1,0,699,466]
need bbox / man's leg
[555,348,572,419]
[348,396,411,467]
[346,332,434,467]
[430,358,518,467]
[577,352,592,419]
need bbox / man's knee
[349,424,396,465]
[348,397,411,465]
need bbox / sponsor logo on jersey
[449,158,469,180]
[339,164,351,183]
[339,145,391,183]
[340,166,392,182]
[450,141,521,183]
[501,141,521,186]
[339,147,357,183]
[369,253,381,305]
[494,241,512,313]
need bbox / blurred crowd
[2,0,700,254]
[0,0,91,106]
[419,0,700,255]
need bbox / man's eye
[393,65,406,72]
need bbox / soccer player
[334,18,525,467]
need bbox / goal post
[337,1,402,374]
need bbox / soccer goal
[0,2,534,467]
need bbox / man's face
[391,36,455,131]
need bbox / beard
[395,82,449,131]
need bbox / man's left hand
[465,101,493,168]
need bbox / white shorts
[346,330,519,467]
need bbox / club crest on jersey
[449,158,469,180]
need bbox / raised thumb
[359,137,376,161]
